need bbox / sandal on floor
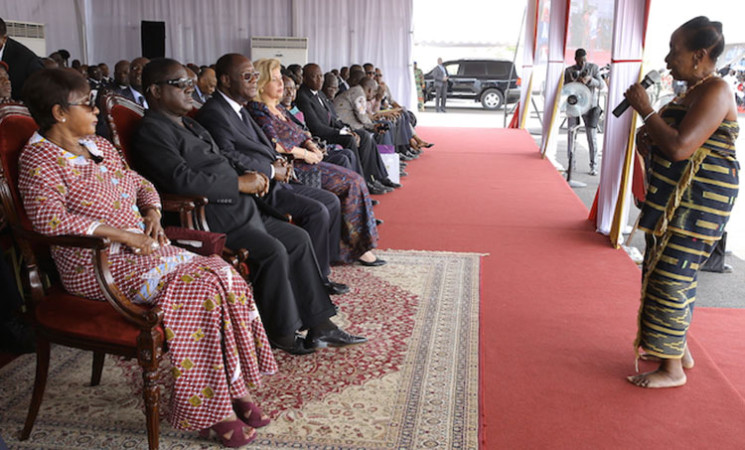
[199,418,257,447]
[233,398,271,428]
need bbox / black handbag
[293,163,322,189]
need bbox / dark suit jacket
[113,85,136,102]
[1,38,43,100]
[132,109,265,236]
[296,84,349,140]
[196,93,278,179]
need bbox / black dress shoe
[269,335,316,355]
[406,150,420,159]
[422,142,434,148]
[399,170,409,177]
[324,281,350,295]
[375,218,384,225]
[306,327,368,349]
[371,199,379,206]
[373,180,393,192]
[399,152,414,161]
[358,257,387,267]
[367,182,389,195]
[381,178,401,189]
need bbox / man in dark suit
[196,53,346,294]
[0,18,43,100]
[192,67,216,104]
[113,57,149,107]
[132,58,366,353]
[297,63,396,194]
[112,59,136,102]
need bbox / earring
[61,118,66,122]
[694,63,698,70]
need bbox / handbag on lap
[164,227,227,256]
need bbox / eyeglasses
[157,77,195,90]
[365,71,375,75]
[68,91,97,110]
[241,71,260,82]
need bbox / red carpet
[375,127,745,448]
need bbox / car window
[462,62,487,77]
[486,61,514,78]
[444,63,459,76]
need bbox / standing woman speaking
[624,16,739,388]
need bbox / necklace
[675,73,715,102]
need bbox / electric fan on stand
[560,81,592,188]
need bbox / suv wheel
[480,88,504,110]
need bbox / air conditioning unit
[5,20,46,57]
[250,37,308,66]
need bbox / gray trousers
[434,82,447,112]
[567,115,599,170]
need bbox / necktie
[240,108,259,141]
[317,93,331,122]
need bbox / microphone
[612,70,661,118]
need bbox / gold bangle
[143,207,161,218]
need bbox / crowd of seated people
[0,24,434,445]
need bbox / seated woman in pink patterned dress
[18,68,276,448]
[248,58,385,267]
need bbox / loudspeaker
[141,21,165,59]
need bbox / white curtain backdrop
[0,0,414,109]
[296,0,414,110]
[594,0,649,242]
[87,0,292,67]
[518,0,538,128]
[0,0,87,61]
[540,0,569,166]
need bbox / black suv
[424,59,521,110]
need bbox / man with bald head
[196,53,348,297]
[111,59,136,101]
[132,57,365,353]
[297,63,396,194]
[128,56,149,107]
[193,67,216,104]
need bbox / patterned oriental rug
[0,250,480,449]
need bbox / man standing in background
[564,48,602,175]
[433,57,448,113]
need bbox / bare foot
[640,345,695,369]
[627,359,686,388]
[359,251,377,263]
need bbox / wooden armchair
[102,93,249,275]
[0,106,164,448]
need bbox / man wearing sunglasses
[132,58,366,354]
[196,53,347,297]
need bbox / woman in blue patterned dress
[623,17,738,388]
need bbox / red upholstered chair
[102,93,249,275]
[0,106,164,448]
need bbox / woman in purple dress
[248,58,385,267]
